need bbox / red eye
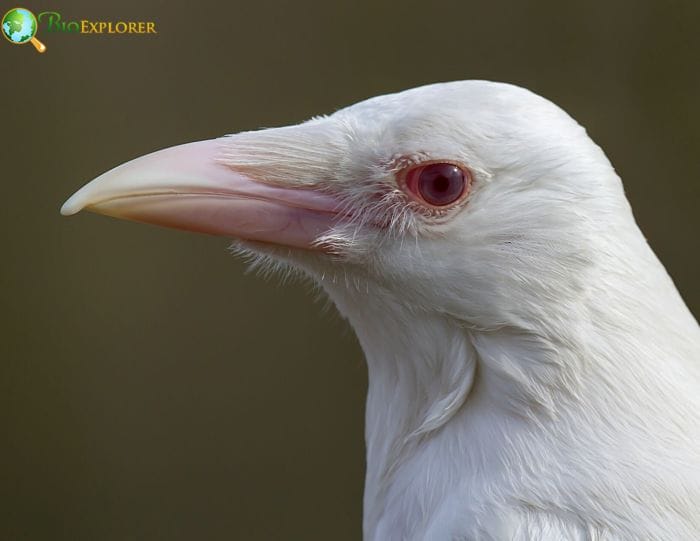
[403,163,469,207]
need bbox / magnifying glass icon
[2,7,47,53]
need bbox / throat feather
[320,283,478,512]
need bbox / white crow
[62,81,700,540]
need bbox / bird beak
[60,139,342,250]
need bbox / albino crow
[62,81,700,540]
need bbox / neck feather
[319,245,700,538]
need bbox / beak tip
[60,194,84,216]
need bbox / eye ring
[398,161,472,209]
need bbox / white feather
[228,81,700,540]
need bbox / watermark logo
[39,11,157,35]
[2,7,158,52]
[2,7,46,52]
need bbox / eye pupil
[433,175,450,193]
[416,163,466,206]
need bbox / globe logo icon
[2,7,46,52]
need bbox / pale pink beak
[60,139,342,250]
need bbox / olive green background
[2,1,698,539]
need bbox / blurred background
[2,0,699,539]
